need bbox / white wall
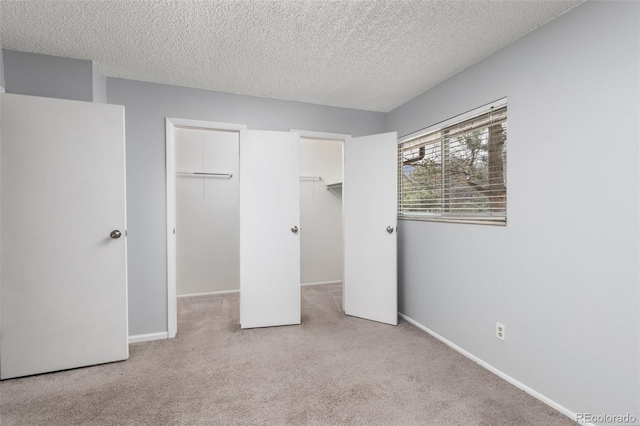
[300,138,343,284]
[386,1,639,420]
[175,127,239,296]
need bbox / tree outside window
[398,105,507,225]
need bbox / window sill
[398,216,506,226]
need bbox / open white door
[239,130,300,328]
[0,94,128,379]
[343,132,398,325]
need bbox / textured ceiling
[1,1,582,112]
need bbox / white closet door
[239,130,300,328]
[343,132,398,325]
[0,93,128,379]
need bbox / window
[398,102,507,225]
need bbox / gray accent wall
[106,78,385,336]
[2,50,107,103]
[3,50,94,102]
[386,1,639,419]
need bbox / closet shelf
[176,172,233,178]
[325,182,342,191]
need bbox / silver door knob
[291,226,298,234]
[110,230,122,239]
[386,226,394,234]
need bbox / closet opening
[166,118,246,337]
[175,127,239,297]
[299,136,345,291]
[167,122,347,335]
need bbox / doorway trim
[165,118,246,338]
[291,129,351,141]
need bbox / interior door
[0,93,128,379]
[239,130,300,328]
[343,132,398,325]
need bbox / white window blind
[398,106,507,225]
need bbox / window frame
[397,98,508,226]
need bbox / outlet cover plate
[496,323,505,341]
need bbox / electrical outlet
[496,323,505,341]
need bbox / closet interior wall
[175,127,239,296]
[299,137,344,285]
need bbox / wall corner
[91,61,107,103]
[0,48,6,93]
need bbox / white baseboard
[128,332,168,344]
[301,280,343,286]
[177,289,239,298]
[398,313,591,426]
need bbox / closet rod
[176,172,233,178]
[300,176,322,181]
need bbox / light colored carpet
[0,284,574,425]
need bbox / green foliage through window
[398,105,507,224]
